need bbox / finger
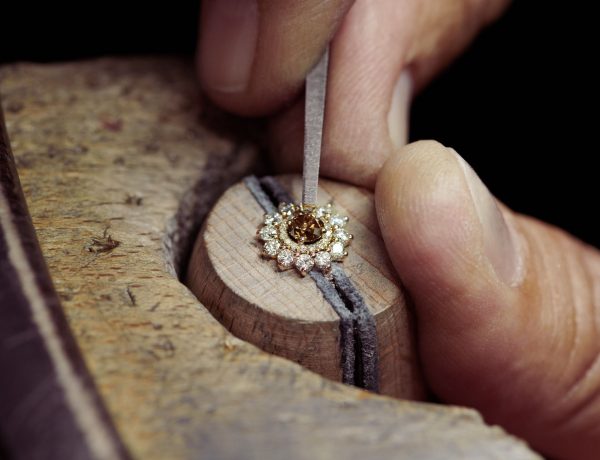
[269,0,510,189]
[197,0,354,116]
[375,140,600,460]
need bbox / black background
[1,1,597,247]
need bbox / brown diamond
[287,212,325,244]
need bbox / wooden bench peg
[187,174,425,399]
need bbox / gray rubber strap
[244,175,379,392]
[331,264,379,392]
[256,176,294,209]
[310,269,356,386]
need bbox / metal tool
[302,46,329,205]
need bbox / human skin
[194,1,600,458]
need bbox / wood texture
[0,57,540,459]
[188,175,425,399]
[1,104,128,460]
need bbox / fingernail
[456,153,522,285]
[200,0,259,93]
[387,70,412,148]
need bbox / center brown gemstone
[287,212,325,244]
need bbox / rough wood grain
[188,175,425,399]
[0,57,540,459]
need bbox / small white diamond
[334,229,351,245]
[259,225,278,241]
[263,240,280,258]
[330,242,345,260]
[295,254,314,274]
[330,215,347,227]
[277,249,294,269]
[314,251,331,270]
[264,213,282,225]
[278,203,294,215]
[315,207,328,218]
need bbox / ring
[257,202,352,276]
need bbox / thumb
[197,0,353,116]
[375,141,600,460]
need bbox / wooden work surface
[0,58,539,459]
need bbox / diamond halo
[257,203,352,276]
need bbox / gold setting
[257,203,352,276]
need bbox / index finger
[197,0,354,116]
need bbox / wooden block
[188,174,426,399]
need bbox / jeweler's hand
[375,140,600,460]
[196,2,600,459]
[196,0,509,188]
